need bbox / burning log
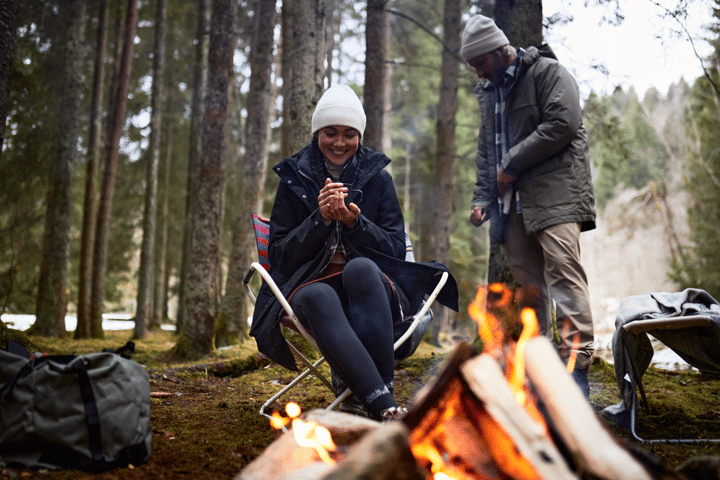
[236,409,379,480]
[460,354,577,480]
[323,420,426,480]
[524,337,652,480]
[239,283,685,480]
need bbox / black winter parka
[250,142,459,371]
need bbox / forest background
[1,0,720,359]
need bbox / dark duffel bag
[0,341,151,472]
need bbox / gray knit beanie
[311,85,366,137]
[460,15,509,63]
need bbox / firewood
[524,337,652,480]
[461,354,579,480]
[322,421,426,480]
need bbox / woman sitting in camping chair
[250,85,458,421]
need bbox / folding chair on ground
[243,214,448,419]
[609,303,720,443]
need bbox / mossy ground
[1,329,718,479]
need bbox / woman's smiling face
[317,126,360,166]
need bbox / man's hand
[469,206,487,227]
[497,169,516,196]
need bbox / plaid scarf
[491,48,525,216]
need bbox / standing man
[462,14,596,396]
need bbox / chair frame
[243,227,448,419]
[621,314,720,443]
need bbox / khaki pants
[503,203,594,369]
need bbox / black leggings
[289,257,397,417]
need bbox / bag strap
[103,340,135,359]
[37,353,150,472]
[72,358,104,463]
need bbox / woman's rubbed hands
[319,178,360,228]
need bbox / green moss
[2,331,718,479]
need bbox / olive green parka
[471,44,596,244]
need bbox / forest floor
[1,329,719,480]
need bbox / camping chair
[616,314,720,443]
[243,214,448,419]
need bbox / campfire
[237,284,678,480]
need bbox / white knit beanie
[311,85,366,137]
[460,15,509,63]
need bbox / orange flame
[409,380,472,480]
[469,284,549,433]
[507,308,538,405]
[559,319,581,373]
[469,284,506,353]
[270,402,337,464]
[478,411,542,480]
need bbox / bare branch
[388,8,463,62]
[646,0,720,96]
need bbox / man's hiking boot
[571,364,590,398]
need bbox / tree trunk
[324,3,341,86]
[134,0,167,340]
[76,0,109,340]
[494,0,543,48]
[289,0,325,154]
[280,0,292,160]
[33,0,88,338]
[0,0,20,157]
[90,0,139,339]
[174,0,236,359]
[151,124,172,331]
[219,0,277,347]
[363,0,390,153]
[484,0,543,287]
[426,0,460,346]
[177,0,210,335]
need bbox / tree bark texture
[177,0,210,335]
[134,0,167,339]
[494,0,543,48]
[0,0,20,156]
[280,0,292,159]
[176,0,236,358]
[324,3,341,86]
[76,0,109,340]
[151,125,172,330]
[289,0,325,154]
[90,0,139,339]
[220,0,277,346]
[34,0,88,338]
[484,0,543,287]
[363,0,391,153]
[427,0,460,345]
